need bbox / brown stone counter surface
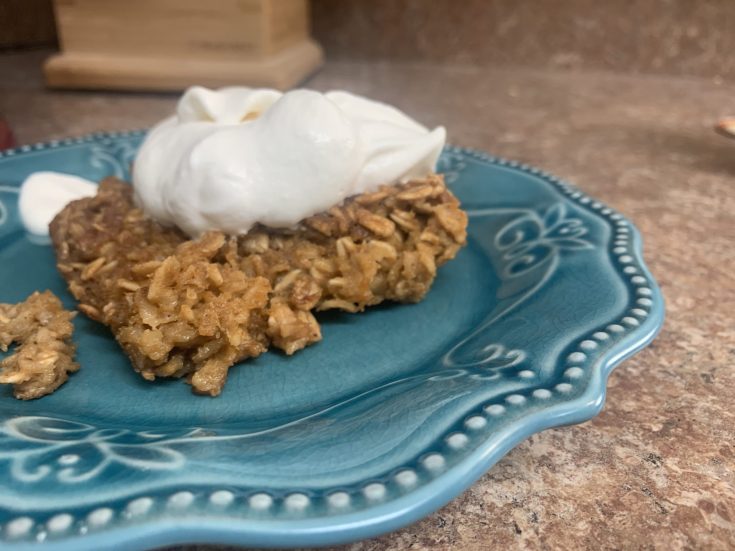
[1,51,733,550]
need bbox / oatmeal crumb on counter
[0,290,80,400]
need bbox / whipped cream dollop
[133,86,446,236]
[19,172,97,236]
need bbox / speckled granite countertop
[1,51,733,550]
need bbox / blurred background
[3,0,735,79]
[314,0,735,80]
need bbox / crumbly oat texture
[49,175,467,396]
[0,290,79,400]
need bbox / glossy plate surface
[0,132,663,550]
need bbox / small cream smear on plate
[19,172,97,237]
[18,87,446,238]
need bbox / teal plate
[0,132,664,550]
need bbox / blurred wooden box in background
[44,0,323,91]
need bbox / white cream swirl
[133,86,446,236]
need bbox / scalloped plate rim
[0,132,665,550]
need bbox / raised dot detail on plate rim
[394,469,418,487]
[423,453,445,471]
[564,367,584,379]
[86,508,113,528]
[637,298,653,306]
[505,394,526,405]
[126,497,153,517]
[618,255,633,263]
[613,246,627,254]
[284,493,310,511]
[607,324,625,333]
[484,404,505,416]
[637,287,653,296]
[46,514,73,533]
[248,493,273,510]
[517,369,535,379]
[363,483,386,501]
[465,416,487,430]
[631,308,648,317]
[533,389,552,399]
[623,266,638,274]
[567,352,587,363]
[631,276,647,284]
[580,340,598,350]
[328,492,351,508]
[555,383,574,393]
[167,491,195,509]
[593,331,610,341]
[446,432,469,448]
[5,517,34,538]
[622,316,640,327]
[209,490,235,507]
